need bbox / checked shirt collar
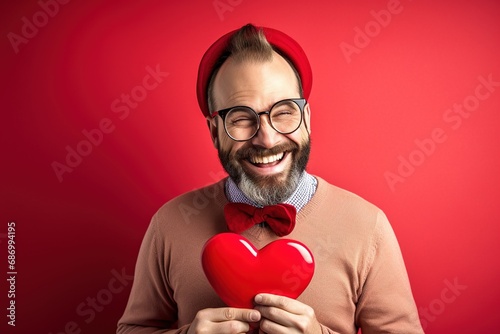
[225,171,317,212]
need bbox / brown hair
[207,24,303,112]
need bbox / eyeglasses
[210,98,307,142]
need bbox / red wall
[2,0,499,333]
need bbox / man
[117,24,423,334]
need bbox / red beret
[196,25,313,117]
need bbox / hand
[254,294,321,334]
[187,307,261,334]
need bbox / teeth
[250,152,284,164]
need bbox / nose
[250,112,282,148]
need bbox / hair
[207,24,303,112]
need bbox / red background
[2,0,500,333]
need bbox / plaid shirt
[225,171,317,212]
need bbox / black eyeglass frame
[210,98,307,142]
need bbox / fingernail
[254,294,262,303]
[250,311,260,321]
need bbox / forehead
[212,51,300,110]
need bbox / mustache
[234,142,299,160]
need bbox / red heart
[201,232,315,309]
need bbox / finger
[255,304,292,326]
[210,307,261,323]
[217,320,251,334]
[259,317,288,334]
[254,294,305,314]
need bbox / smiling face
[208,52,311,205]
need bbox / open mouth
[248,151,286,167]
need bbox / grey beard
[237,167,302,206]
[218,139,311,206]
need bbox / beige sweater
[117,177,423,333]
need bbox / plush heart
[201,232,315,309]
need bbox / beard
[218,138,311,206]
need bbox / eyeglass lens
[224,100,302,141]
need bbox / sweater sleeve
[116,214,190,334]
[355,211,423,334]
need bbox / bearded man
[117,24,423,334]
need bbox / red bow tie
[224,203,297,237]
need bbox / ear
[303,102,311,134]
[206,116,219,149]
